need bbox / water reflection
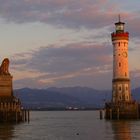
[0,123,15,140]
[111,121,132,140]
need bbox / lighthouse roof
[115,21,125,25]
[115,15,125,25]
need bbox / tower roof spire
[118,14,121,22]
[115,15,125,33]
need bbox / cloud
[2,0,140,89]
[11,42,112,89]
[130,69,140,88]
[12,42,112,72]
[1,0,140,38]
[11,39,139,89]
[127,17,140,38]
[0,0,119,29]
[0,0,140,36]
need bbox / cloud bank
[11,42,112,89]
[0,0,140,89]
[0,0,120,29]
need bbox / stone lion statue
[0,58,10,75]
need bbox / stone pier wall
[0,97,29,122]
[105,101,139,119]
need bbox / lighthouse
[111,16,132,103]
[105,16,140,119]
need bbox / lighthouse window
[118,42,120,46]
[125,72,127,76]
[126,86,128,90]
[119,63,121,67]
[119,86,121,91]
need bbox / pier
[105,101,139,120]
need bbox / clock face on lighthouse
[122,52,127,57]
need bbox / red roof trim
[111,32,129,37]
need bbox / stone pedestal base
[0,75,13,96]
[0,96,29,122]
[105,101,139,119]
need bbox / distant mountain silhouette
[47,87,111,107]
[132,87,140,101]
[14,87,140,109]
[14,88,84,109]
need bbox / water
[0,111,140,140]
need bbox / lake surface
[0,111,140,140]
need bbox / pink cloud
[11,41,112,88]
[0,0,123,29]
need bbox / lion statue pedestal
[0,58,29,122]
[0,75,13,96]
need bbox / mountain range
[14,87,140,110]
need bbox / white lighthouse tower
[111,16,132,103]
[105,16,140,120]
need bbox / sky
[0,0,140,89]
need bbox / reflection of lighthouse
[105,16,140,119]
[112,16,132,103]
[111,121,132,140]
